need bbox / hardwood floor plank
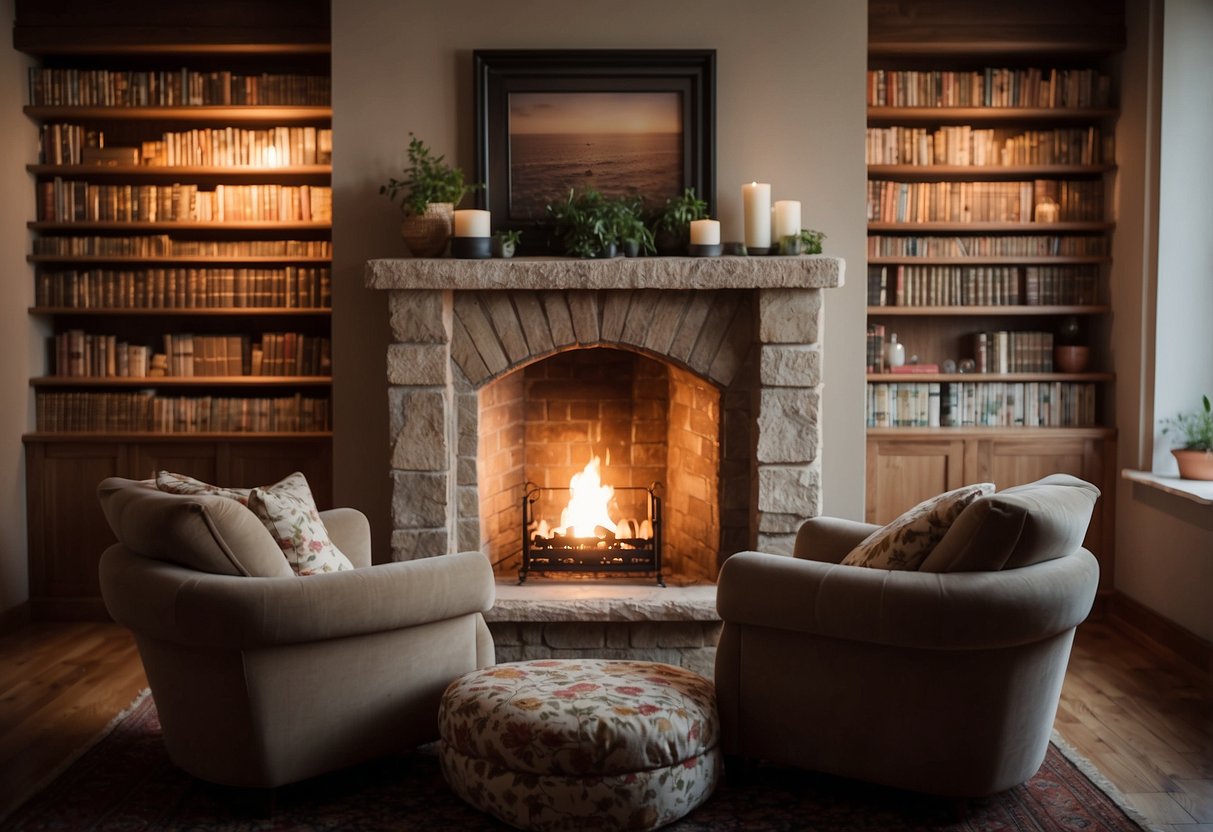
[1125,791,1199,824]
[1173,779,1213,824]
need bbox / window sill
[1121,469,1213,530]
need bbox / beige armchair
[97,477,496,788]
[714,475,1100,796]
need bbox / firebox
[520,462,664,584]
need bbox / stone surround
[366,255,845,570]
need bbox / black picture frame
[474,49,716,254]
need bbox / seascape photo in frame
[474,50,716,253]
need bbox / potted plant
[380,133,479,257]
[546,188,619,258]
[797,228,826,255]
[651,187,709,255]
[492,229,522,258]
[1162,394,1213,480]
[611,198,655,257]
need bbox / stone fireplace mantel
[365,255,844,573]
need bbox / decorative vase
[491,238,516,258]
[400,202,453,258]
[1172,449,1213,481]
[1054,345,1090,373]
[621,239,641,258]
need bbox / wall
[1111,0,1213,644]
[331,0,869,559]
[0,0,36,618]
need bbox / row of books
[35,391,331,433]
[865,126,1109,167]
[867,179,1104,224]
[33,235,332,257]
[867,67,1112,109]
[39,123,334,167]
[28,68,331,107]
[867,234,1108,258]
[972,331,1055,373]
[37,267,332,310]
[866,264,1099,307]
[53,331,332,378]
[865,382,1097,428]
[38,180,333,223]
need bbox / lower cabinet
[865,429,1116,589]
[24,436,332,620]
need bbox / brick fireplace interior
[477,346,741,583]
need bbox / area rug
[3,690,1156,831]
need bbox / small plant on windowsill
[1162,394,1213,480]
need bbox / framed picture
[474,49,716,253]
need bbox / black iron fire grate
[520,482,664,586]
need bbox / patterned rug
[4,690,1154,831]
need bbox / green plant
[797,228,826,255]
[651,187,709,245]
[379,133,478,216]
[1162,394,1213,451]
[610,197,655,255]
[546,188,619,258]
[494,229,523,248]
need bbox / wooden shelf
[24,105,331,123]
[868,221,1114,232]
[30,306,331,316]
[867,164,1114,180]
[28,255,330,265]
[865,425,1116,438]
[28,221,330,232]
[22,431,333,442]
[867,106,1117,123]
[27,164,331,180]
[868,304,1110,316]
[31,376,332,388]
[867,256,1110,265]
[867,41,1124,57]
[867,372,1114,382]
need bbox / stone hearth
[366,255,844,579]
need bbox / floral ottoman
[438,659,720,832]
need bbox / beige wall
[331,0,870,558]
[0,0,36,616]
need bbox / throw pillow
[247,472,355,576]
[156,470,251,505]
[840,482,995,570]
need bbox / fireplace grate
[520,483,664,586]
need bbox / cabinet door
[25,440,126,619]
[865,436,968,524]
[223,440,333,508]
[129,441,220,484]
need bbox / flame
[558,457,616,537]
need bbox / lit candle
[689,219,721,245]
[453,209,491,237]
[742,182,771,250]
[772,200,801,241]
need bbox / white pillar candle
[453,209,491,237]
[689,219,720,245]
[772,200,801,241]
[742,182,771,249]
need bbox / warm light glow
[265,145,279,167]
[558,457,617,537]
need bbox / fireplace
[367,256,844,583]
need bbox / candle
[689,219,721,246]
[742,182,771,249]
[454,209,491,237]
[772,200,801,242]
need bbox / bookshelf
[865,2,1123,585]
[16,6,333,619]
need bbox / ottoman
[438,659,720,832]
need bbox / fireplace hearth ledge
[488,579,718,623]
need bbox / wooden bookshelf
[17,5,333,619]
[865,1,1123,587]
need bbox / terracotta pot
[1054,345,1090,373]
[1172,449,1213,481]
[400,202,453,258]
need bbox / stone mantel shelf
[366,255,845,292]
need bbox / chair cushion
[98,477,294,578]
[919,474,1100,573]
[156,470,251,504]
[840,482,994,570]
[247,472,354,575]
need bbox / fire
[559,457,617,537]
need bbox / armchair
[97,477,496,788]
[714,475,1100,796]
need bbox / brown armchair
[97,477,496,788]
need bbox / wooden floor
[0,618,1209,828]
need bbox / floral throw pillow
[247,472,354,576]
[840,482,994,571]
[156,470,251,505]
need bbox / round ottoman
[438,659,720,832]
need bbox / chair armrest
[319,507,372,568]
[717,549,1098,650]
[793,516,881,562]
[101,547,495,649]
